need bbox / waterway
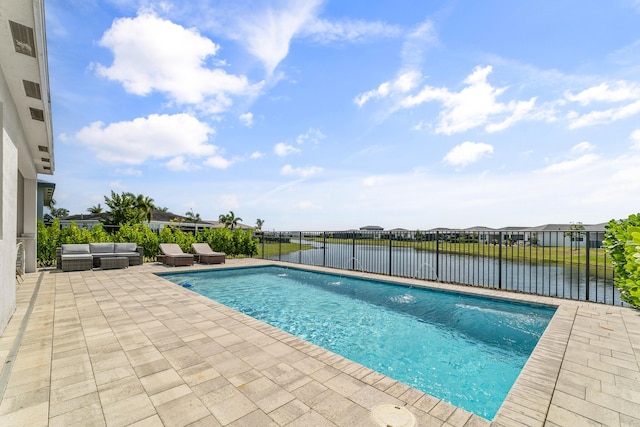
[265,240,621,305]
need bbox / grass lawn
[257,242,315,258]
[304,237,612,278]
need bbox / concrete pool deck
[0,259,638,426]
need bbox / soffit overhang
[0,0,54,176]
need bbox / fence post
[323,233,326,267]
[299,232,302,264]
[585,231,590,301]
[498,232,503,289]
[261,234,265,259]
[352,232,356,270]
[278,232,282,261]
[436,232,440,280]
[389,237,393,276]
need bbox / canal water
[267,240,620,305]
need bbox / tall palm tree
[104,191,143,225]
[255,218,264,231]
[219,211,243,229]
[135,194,156,223]
[185,209,201,223]
[87,204,103,214]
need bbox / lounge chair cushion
[159,244,186,255]
[191,243,226,256]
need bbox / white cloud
[302,18,401,44]
[116,167,142,176]
[232,1,322,75]
[571,141,595,153]
[540,154,599,173]
[400,66,540,135]
[296,128,325,144]
[443,141,494,167]
[274,142,300,156]
[401,20,437,71]
[95,12,261,110]
[204,156,233,169]
[165,156,194,171]
[250,151,265,159]
[239,112,254,127]
[363,176,379,187]
[484,98,537,133]
[281,164,323,177]
[75,113,215,164]
[631,129,640,149]
[355,71,421,107]
[565,82,640,105]
[568,99,640,129]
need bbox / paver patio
[0,259,638,426]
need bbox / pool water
[160,266,556,420]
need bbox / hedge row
[37,219,257,267]
[604,213,640,307]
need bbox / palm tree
[218,212,229,227]
[103,191,142,225]
[219,211,243,229]
[87,204,103,214]
[255,218,264,231]
[185,209,201,223]
[44,199,69,223]
[135,194,156,223]
[185,209,202,232]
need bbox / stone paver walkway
[0,259,638,427]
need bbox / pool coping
[159,261,563,422]
[0,258,638,426]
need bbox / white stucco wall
[1,123,18,335]
[0,66,31,334]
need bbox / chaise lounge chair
[158,243,194,267]
[191,243,226,264]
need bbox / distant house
[58,209,251,233]
[524,223,606,248]
[387,228,413,240]
[419,224,607,247]
[359,225,384,239]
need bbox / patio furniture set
[56,242,225,271]
[56,243,143,272]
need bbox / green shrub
[604,214,640,307]
[195,227,257,256]
[115,223,160,259]
[37,218,60,266]
[159,226,196,253]
[37,220,257,267]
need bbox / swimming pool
[160,265,556,420]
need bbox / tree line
[45,191,266,230]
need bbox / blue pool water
[160,266,556,420]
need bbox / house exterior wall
[1,73,21,333]
[0,63,38,334]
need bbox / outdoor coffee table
[100,257,129,270]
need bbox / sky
[44,0,640,231]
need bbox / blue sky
[45,0,640,230]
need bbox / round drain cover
[371,404,416,427]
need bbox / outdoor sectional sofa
[56,243,144,272]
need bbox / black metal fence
[257,229,621,305]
